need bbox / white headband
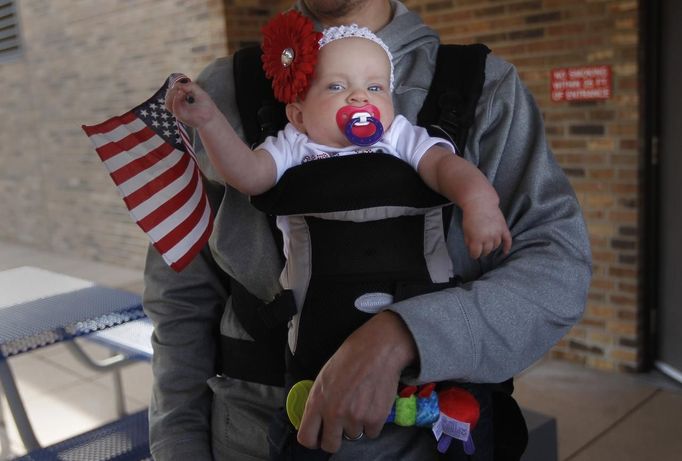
[318,24,395,92]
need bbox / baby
[166,23,511,260]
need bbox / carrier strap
[219,336,286,387]
[251,153,448,215]
[233,45,286,147]
[417,44,490,154]
[229,279,296,343]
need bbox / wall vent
[0,0,21,61]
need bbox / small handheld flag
[82,74,213,271]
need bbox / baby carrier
[220,43,528,459]
[254,152,458,382]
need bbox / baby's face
[292,37,394,148]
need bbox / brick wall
[0,0,643,372]
[223,0,275,53]
[407,0,641,372]
[0,0,228,268]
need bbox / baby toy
[286,380,480,454]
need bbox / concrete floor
[515,359,682,460]
[1,240,681,460]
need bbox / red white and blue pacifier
[336,104,384,147]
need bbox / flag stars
[134,89,187,145]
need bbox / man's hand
[296,311,417,453]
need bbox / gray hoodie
[143,1,591,459]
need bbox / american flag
[82,74,213,272]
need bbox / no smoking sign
[551,65,612,102]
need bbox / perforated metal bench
[68,318,154,418]
[10,409,150,461]
[0,277,148,457]
[85,318,153,361]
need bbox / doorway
[651,0,682,382]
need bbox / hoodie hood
[294,0,439,123]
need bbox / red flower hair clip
[261,11,322,104]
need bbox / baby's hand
[165,78,218,129]
[461,199,512,259]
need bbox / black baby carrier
[217,43,528,460]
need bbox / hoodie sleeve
[143,241,226,461]
[389,55,592,384]
[142,58,234,461]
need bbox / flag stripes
[153,191,209,253]
[85,112,140,139]
[115,148,186,198]
[133,161,197,228]
[82,74,213,271]
[146,174,205,243]
[123,153,192,210]
[109,141,176,186]
[103,133,166,172]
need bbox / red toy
[433,386,480,455]
[384,383,480,454]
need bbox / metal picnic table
[0,267,150,460]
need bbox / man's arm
[143,239,227,461]
[392,56,591,384]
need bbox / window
[0,0,20,61]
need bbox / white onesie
[258,114,456,181]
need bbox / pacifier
[336,104,384,146]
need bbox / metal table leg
[62,340,142,417]
[0,358,40,452]
[0,389,11,461]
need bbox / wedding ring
[342,431,364,441]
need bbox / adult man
[143,1,592,460]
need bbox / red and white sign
[550,65,611,102]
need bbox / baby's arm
[418,146,512,258]
[165,79,276,195]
